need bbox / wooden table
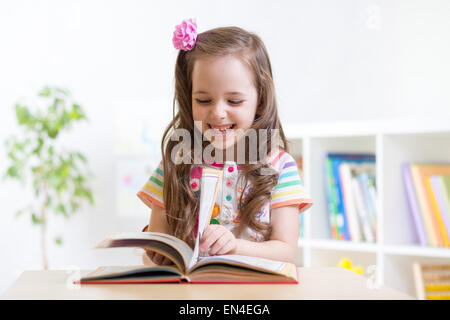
[2,267,414,300]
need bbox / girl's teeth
[209,124,234,132]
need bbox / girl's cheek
[192,118,205,133]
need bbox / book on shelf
[402,163,450,248]
[339,163,362,242]
[402,163,427,246]
[80,168,298,284]
[426,176,449,247]
[324,153,376,243]
[79,232,298,284]
[352,170,375,243]
[358,172,377,240]
[430,176,450,240]
[325,157,339,240]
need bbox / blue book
[326,153,376,241]
[324,157,339,239]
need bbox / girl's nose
[210,101,227,120]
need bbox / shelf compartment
[307,136,377,240]
[381,132,450,246]
[384,253,450,299]
[308,247,377,278]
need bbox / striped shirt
[137,149,313,241]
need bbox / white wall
[1,0,449,294]
[395,0,450,117]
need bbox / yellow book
[410,164,450,247]
[425,176,449,247]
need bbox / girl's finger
[200,231,217,251]
[215,241,235,255]
[209,235,229,255]
[201,226,226,252]
[201,225,218,242]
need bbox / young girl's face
[192,54,259,153]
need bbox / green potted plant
[2,86,94,270]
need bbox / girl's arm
[232,204,300,263]
[142,204,174,265]
[148,203,170,234]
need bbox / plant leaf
[38,86,52,97]
[56,204,68,218]
[54,237,63,246]
[15,104,32,126]
[31,212,42,225]
[15,208,26,218]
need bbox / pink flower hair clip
[172,18,198,51]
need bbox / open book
[79,232,298,284]
[80,168,298,284]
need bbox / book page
[80,265,183,282]
[94,232,193,273]
[189,168,223,269]
[190,254,290,276]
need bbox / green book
[441,176,450,224]
[443,176,450,199]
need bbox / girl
[138,19,313,266]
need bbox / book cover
[358,172,377,241]
[339,163,363,242]
[429,175,450,246]
[352,164,376,243]
[367,174,377,238]
[402,163,427,246]
[325,156,339,239]
[331,157,350,240]
[327,153,375,241]
[410,164,450,247]
[352,174,374,243]
[442,177,450,223]
[425,176,449,247]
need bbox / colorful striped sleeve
[270,151,313,213]
[137,161,165,209]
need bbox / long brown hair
[161,26,289,247]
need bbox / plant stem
[41,182,49,270]
[41,209,48,270]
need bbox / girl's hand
[200,225,237,255]
[142,249,174,266]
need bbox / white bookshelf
[285,119,450,298]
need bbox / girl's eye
[195,99,243,105]
[196,99,211,104]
